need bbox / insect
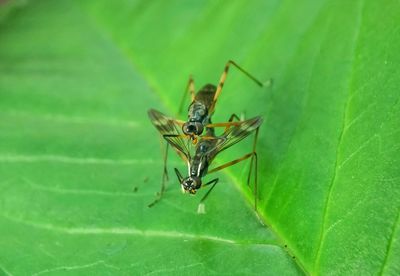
[148,109,262,211]
[148,61,267,205]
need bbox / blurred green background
[0,0,399,275]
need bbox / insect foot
[197,203,206,214]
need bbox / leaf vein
[22,177,150,197]
[32,260,119,276]
[337,133,378,169]
[0,154,160,165]
[0,111,140,128]
[378,206,400,275]
[1,214,279,248]
[264,5,331,205]
[0,263,13,276]
[313,0,365,272]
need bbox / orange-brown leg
[207,151,258,211]
[178,75,195,115]
[209,60,263,114]
[206,113,241,132]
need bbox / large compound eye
[182,123,195,135]
[182,122,204,135]
[194,122,204,135]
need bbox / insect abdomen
[195,84,216,108]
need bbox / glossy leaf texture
[0,0,399,275]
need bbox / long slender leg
[247,127,259,186]
[207,151,258,211]
[197,178,219,214]
[178,75,195,116]
[208,152,254,174]
[245,127,260,210]
[200,178,219,203]
[148,141,170,207]
[148,132,192,207]
[249,152,258,210]
[227,113,241,122]
[209,60,263,114]
[206,113,241,133]
[224,113,240,132]
[163,142,169,182]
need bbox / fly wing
[211,116,263,154]
[148,109,191,160]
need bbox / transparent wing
[148,108,191,160]
[208,116,263,155]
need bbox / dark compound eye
[182,123,195,135]
[194,123,204,135]
[182,122,204,135]
[187,125,196,133]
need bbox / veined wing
[209,116,263,155]
[148,108,191,160]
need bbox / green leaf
[0,0,399,275]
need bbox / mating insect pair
[148,60,266,212]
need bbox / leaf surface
[0,0,399,275]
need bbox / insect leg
[247,126,260,187]
[207,151,258,210]
[243,126,260,210]
[207,153,254,174]
[209,60,263,114]
[148,140,170,208]
[205,121,241,128]
[227,113,241,122]
[205,113,241,133]
[178,75,195,115]
[197,178,219,214]
[148,132,190,207]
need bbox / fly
[148,109,262,212]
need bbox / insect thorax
[183,101,209,136]
[188,101,208,124]
[189,84,217,122]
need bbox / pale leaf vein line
[324,197,367,235]
[338,133,378,169]
[1,110,140,128]
[0,154,158,165]
[0,263,13,276]
[378,206,400,275]
[264,7,331,204]
[1,214,280,248]
[313,0,365,271]
[32,260,119,276]
[22,177,150,197]
[343,102,376,132]
[143,263,204,276]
